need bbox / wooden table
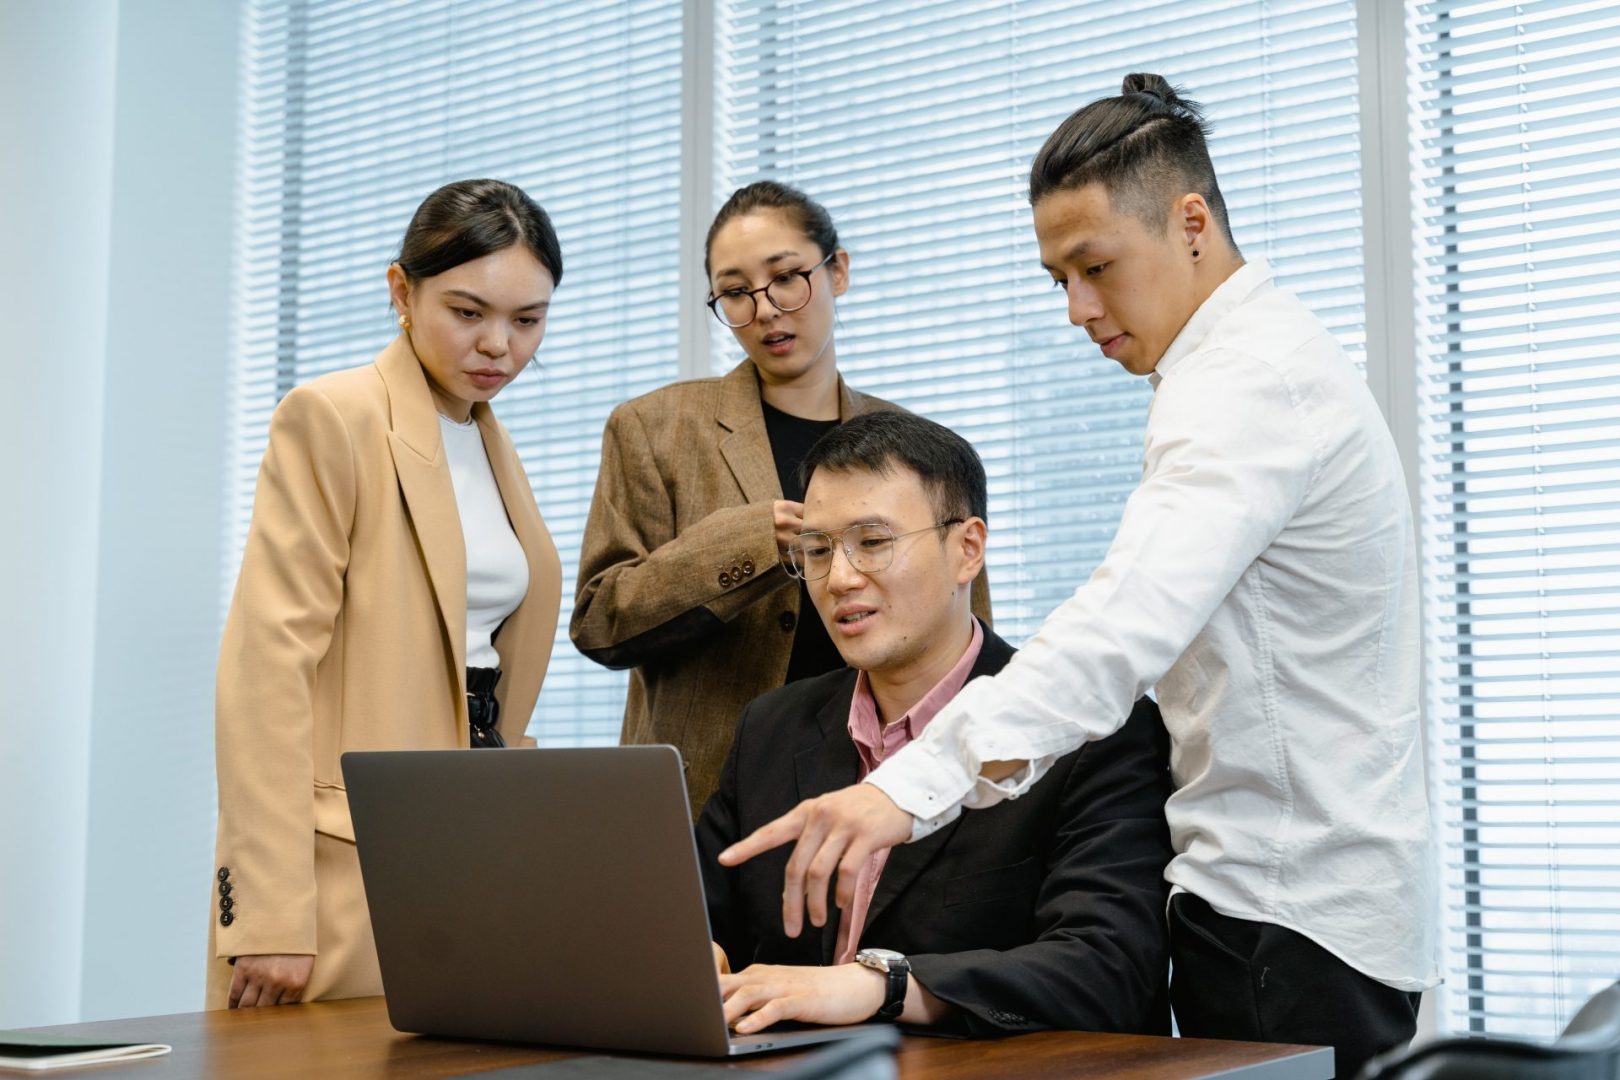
[10,997,1332,1078]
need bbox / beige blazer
[571,360,989,817]
[207,337,561,1008]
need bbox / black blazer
[695,624,1174,1038]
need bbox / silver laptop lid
[343,746,736,1057]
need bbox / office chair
[1356,980,1620,1080]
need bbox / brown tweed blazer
[571,359,989,815]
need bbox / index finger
[718,804,806,867]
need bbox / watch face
[857,948,906,970]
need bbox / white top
[439,413,529,671]
[866,260,1440,991]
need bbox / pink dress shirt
[832,620,985,965]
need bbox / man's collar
[1150,258,1272,386]
[849,618,985,752]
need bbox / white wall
[0,0,120,1029]
[0,0,238,1025]
[78,0,240,1021]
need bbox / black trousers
[1169,892,1421,1080]
[466,665,505,748]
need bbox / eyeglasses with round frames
[707,252,836,328]
[784,518,965,581]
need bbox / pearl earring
[398,314,411,331]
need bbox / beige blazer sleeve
[214,384,355,957]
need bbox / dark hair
[396,178,563,285]
[1029,73,1237,250]
[704,180,839,278]
[799,411,988,524]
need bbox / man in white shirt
[719,73,1439,1079]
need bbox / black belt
[466,666,505,748]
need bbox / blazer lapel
[796,681,964,963]
[835,376,867,422]
[860,818,963,940]
[861,625,1016,935]
[716,360,870,503]
[795,685,863,803]
[716,360,781,505]
[378,338,468,707]
[477,405,561,722]
[791,681,862,966]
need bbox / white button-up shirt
[867,260,1440,990]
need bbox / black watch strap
[875,957,910,1022]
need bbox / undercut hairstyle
[800,411,988,525]
[704,180,840,277]
[1029,72,1238,251]
[396,178,563,285]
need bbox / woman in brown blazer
[572,181,988,817]
[208,180,564,1009]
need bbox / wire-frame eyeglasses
[707,252,836,328]
[783,519,964,581]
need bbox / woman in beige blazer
[572,181,988,817]
[208,180,563,1009]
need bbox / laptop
[342,745,882,1057]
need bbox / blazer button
[218,881,233,897]
[219,896,235,912]
[778,610,795,632]
[718,571,732,588]
[729,565,742,581]
[741,560,755,576]
[217,866,231,882]
[219,911,235,927]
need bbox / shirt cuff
[864,739,977,841]
[960,756,1052,808]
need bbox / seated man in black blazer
[697,410,1173,1038]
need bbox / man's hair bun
[1028,72,1236,252]
[1122,73,1185,110]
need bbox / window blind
[230,0,684,744]
[1411,0,1620,1039]
[716,0,1366,641]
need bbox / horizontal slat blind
[716,0,1365,643]
[1412,0,1620,1038]
[231,0,685,744]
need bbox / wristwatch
[855,947,910,1022]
